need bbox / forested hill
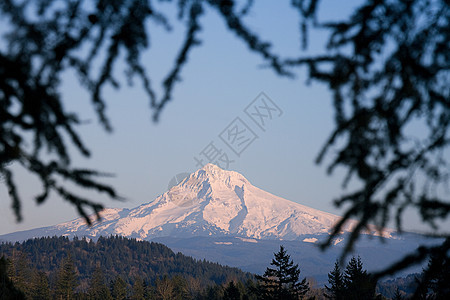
[0,236,253,288]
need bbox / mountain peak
[194,163,248,186]
[201,163,222,171]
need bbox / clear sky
[0,0,445,235]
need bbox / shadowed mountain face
[1,164,384,242]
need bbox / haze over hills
[0,163,391,242]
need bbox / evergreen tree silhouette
[256,245,309,300]
[0,256,25,300]
[343,256,376,300]
[414,251,450,299]
[223,281,241,300]
[324,260,345,300]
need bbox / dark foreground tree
[325,257,377,300]
[6,251,31,297]
[343,256,376,300]
[0,0,448,277]
[223,281,241,300]
[413,250,450,299]
[0,256,25,300]
[256,245,309,300]
[324,260,344,300]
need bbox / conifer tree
[0,256,25,299]
[342,256,376,300]
[203,285,224,300]
[87,266,111,300]
[430,254,450,299]
[55,254,78,300]
[171,275,191,299]
[415,253,450,299]
[31,270,51,300]
[131,277,146,300]
[223,281,241,300]
[324,260,345,300]
[256,245,309,300]
[413,276,430,300]
[110,276,127,300]
[7,251,32,298]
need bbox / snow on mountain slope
[0,164,393,242]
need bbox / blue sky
[0,0,443,235]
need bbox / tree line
[1,236,449,299]
[0,236,252,289]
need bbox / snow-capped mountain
[3,164,441,282]
[0,164,392,242]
